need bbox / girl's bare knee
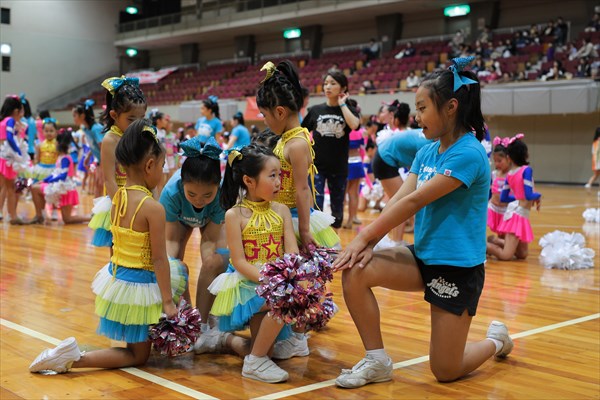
[430,364,461,383]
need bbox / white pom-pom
[582,208,600,223]
[539,230,595,270]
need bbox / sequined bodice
[40,139,58,165]
[237,198,284,264]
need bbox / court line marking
[0,318,218,400]
[253,313,600,400]
[543,203,597,209]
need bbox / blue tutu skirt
[209,265,290,341]
[92,259,188,343]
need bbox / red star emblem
[261,234,281,260]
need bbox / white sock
[366,349,391,365]
[200,323,210,333]
[487,338,503,354]
[247,354,266,362]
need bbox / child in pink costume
[487,137,511,238]
[487,134,541,260]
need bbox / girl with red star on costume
[209,143,299,383]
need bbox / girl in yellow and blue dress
[31,118,59,182]
[30,119,189,375]
[89,76,147,247]
[208,144,299,383]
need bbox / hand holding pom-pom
[149,299,201,357]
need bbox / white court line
[0,318,218,400]
[254,313,600,400]
[543,204,597,209]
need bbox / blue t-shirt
[378,129,431,169]
[409,132,490,267]
[25,117,37,154]
[195,117,223,144]
[83,123,104,161]
[159,169,225,228]
[231,125,251,147]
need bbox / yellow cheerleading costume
[209,199,290,338]
[88,125,128,247]
[31,138,59,181]
[273,127,340,248]
[91,185,188,343]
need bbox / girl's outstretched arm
[146,200,177,318]
[333,173,462,271]
[287,138,315,249]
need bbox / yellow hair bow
[260,61,276,84]
[227,150,243,167]
[101,75,140,95]
[142,125,160,144]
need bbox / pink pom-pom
[256,247,337,331]
[149,299,201,357]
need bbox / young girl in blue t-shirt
[332,57,514,388]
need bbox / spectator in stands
[362,38,380,63]
[563,41,578,59]
[584,12,600,32]
[513,31,528,50]
[529,24,541,44]
[490,40,506,59]
[302,69,360,229]
[554,16,568,46]
[543,20,555,37]
[361,79,376,94]
[546,42,555,62]
[571,38,599,60]
[195,95,223,144]
[406,70,420,89]
[223,111,251,150]
[541,60,564,81]
[477,25,493,44]
[502,39,514,58]
[576,57,592,78]
[394,41,416,59]
[450,29,465,57]
[472,57,486,74]
[473,40,491,59]
[328,63,341,73]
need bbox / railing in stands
[206,57,252,67]
[259,50,311,61]
[396,34,454,47]
[322,42,377,54]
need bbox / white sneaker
[335,355,393,388]
[29,337,81,373]
[193,327,230,354]
[51,209,59,221]
[584,183,592,189]
[272,334,309,360]
[487,320,514,359]
[242,355,289,383]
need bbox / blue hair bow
[19,93,26,104]
[101,75,140,95]
[43,117,57,125]
[84,99,95,110]
[180,136,222,160]
[449,56,478,92]
[208,95,218,104]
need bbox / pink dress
[497,166,540,243]
[0,117,27,180]
[487,171,506,234]
[40,155,79,208]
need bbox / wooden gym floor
[1,184,598,399]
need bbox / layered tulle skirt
[290,208,340,249]
[0,141,29,180]
[41,179,79,208]
[88,196,113,247]
[92,259,188,343]
[497,202,533,243]
[209,265,290,340]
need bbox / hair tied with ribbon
[19,93,27,104]
[509,133,525,144]
[43,117,57,125]
[493,136,510,147]
[142,124,160,144]
[208,95,218,104]
[227,149,243,167]
[449,56,478,92]
[84,99,95,110]
[260,61,276,84]
[179,136,222,160]
[101,75,140,95]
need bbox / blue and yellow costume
[88,125,128,247]
[273,126,339,248]
[209,198,289,339]
[31,138,59,181]
[91,185,188,343]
